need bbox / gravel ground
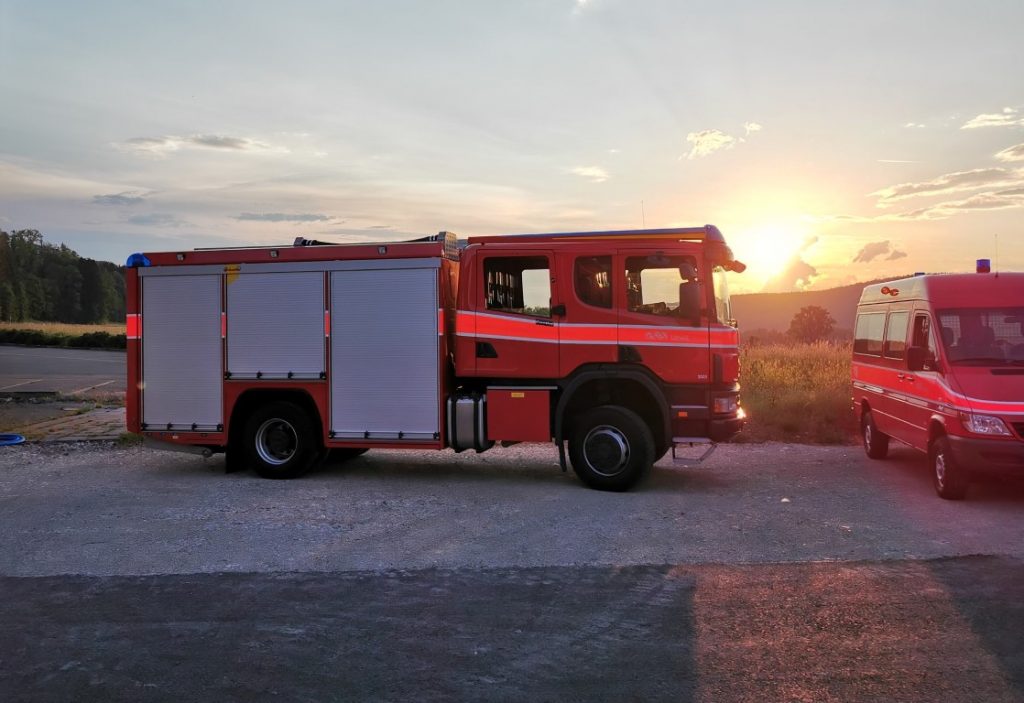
[3,441,1024,577]
[4,441,1024,702]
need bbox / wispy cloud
[128,213,188,227]
[92,191,149,206]
[961,107,1024,129]
[685,129,737,159]
[877,159,919,164]
[570,166,609,183]
[905,122,927,129]
[887,250,908,261]
[995,143,1024,162]
[684,122,762,159]
[853,240,894,263]
[122,134,280,156]
[235,212,334,222]
[871,167,1021,203]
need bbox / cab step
[670,437,717,466]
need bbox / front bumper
[709,417,744,442]
[947,435,1024,474]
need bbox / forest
[0,230,125,323]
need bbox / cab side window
[484,256,551,318]
[854,312,885,356]
[883,311,910,360]
[574,256,612,309]
[625,255,700,323]
[912,314,938,371]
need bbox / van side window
[912,314,938,370]
[484,256,551,318]
[853,313,885,356]
[574,256,612,309]
[883,311,910,359]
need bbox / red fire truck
[852,264,1024,499]
[125,226,746,491]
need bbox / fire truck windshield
[937,308,1024,364]
[712,266,734,326]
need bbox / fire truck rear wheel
[243,401,319,479]
[569,405,654,492]
[861,409,889,459]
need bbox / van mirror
[906,345,929,372]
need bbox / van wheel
[243,401,319,479]
[861,409,889,459]
[931,436,968,500]
[569,405,654,492]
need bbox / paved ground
[9,405,125,441]
[2,442,1024,701]
[0,345,125,395]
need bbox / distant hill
[732,278,898,333]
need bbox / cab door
[558,251,618,376]
[616,249,711,384]
[473,251,560,379]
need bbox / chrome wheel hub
[583,425,630,477]
[256,418,298,466]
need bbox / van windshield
[937,308,1024,364]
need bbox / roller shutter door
[330,267,439,440]
[142,274,223,430]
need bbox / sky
[1,0,1022,294]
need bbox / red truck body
[126,226,746,490]
[852,270,1024,499]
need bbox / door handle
[535,319,554,327]
[904,375,915,383]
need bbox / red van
[851,268,1024,499]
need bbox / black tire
[930,435,968,500]
[242,401,319,479]
[568,405,654,492]
[861,408,889,460]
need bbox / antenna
[641,200,646,228]
[995,233,1000,277]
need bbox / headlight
[713,396,739,414]
[959,412,1011,436]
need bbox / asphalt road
[0,344,126,395]
[2,441,1024,701]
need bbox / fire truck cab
[126,226,746,491]
[852,265,1024,499]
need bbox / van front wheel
[862,409,889,459]
[931,436,968,500]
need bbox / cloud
[961,107,1024,130]
[905,122,926,129]
[762,236,819,292]
[127,213,187,227]
[570,166,609,183]
[743,122,762,136]
[235,212,333,222]
[853,240,894,263]
[877,159,919,164]
[887,250,908,261]
[92,191,148,206]
[871,168,1020,203]
[123,134,277,156]
[685,129,737,159]
[995,143,1024,162]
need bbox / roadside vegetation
[740,340,855,444]
[0,322,126,349]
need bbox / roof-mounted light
[125,253,151,267]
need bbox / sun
[729,223,812,290]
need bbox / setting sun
[729,223,814,293]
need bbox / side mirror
[906,346,931,372]
[678,280,701,323]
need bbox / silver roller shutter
[142,274,223,430]
[227,272,325,379]
[330,267,439,440]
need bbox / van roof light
[977,258,991,273]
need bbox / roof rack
[467,225,723,245]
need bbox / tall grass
[741,341,855,444]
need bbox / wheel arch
[228,388,324,447]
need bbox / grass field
[740,341,856,444]
[0,321,124,336]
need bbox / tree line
[0,229,125,323]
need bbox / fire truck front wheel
[243,401,319,479]
[569,405,654,492]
